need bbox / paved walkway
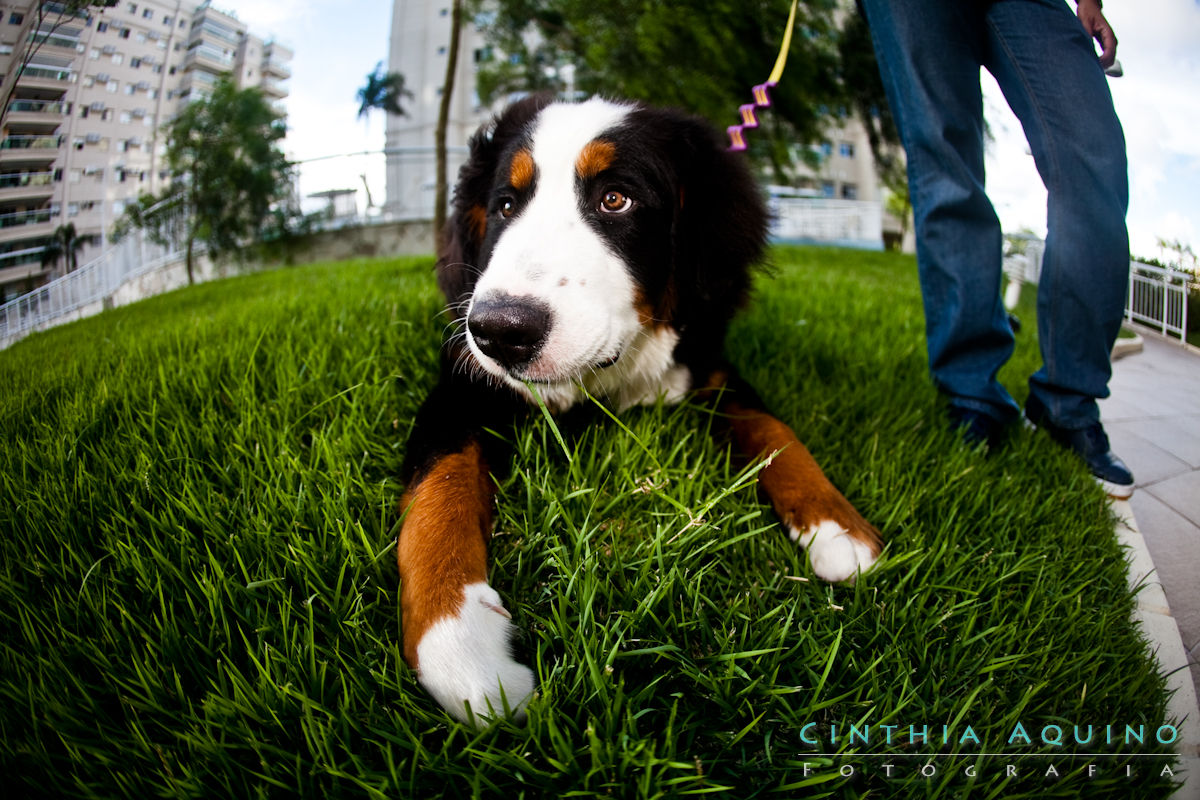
[1099,329,1200,795]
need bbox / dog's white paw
[416,582,535,724]
[790,519,879,583]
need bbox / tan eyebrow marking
[575,139,616,180]
[509,148,535,191]
[466,204,487,241]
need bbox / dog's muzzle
[467,294,552,370]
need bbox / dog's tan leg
[397,441,533,723]
[709,374,883,581]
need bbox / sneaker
[947,405,1008,450]
[1024,396,1134,499]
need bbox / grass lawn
[0,247,1179,798]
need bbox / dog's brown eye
[499,198,515,218]
[600,190,632,214]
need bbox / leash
[727,0,799,151]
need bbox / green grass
[0,248,1179,798]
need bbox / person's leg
[981,0,1133,495]
[981,0,1130,429]
[861,0,1020,430]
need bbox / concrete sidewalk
[1098,328,1200,796]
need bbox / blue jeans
[861,0,1130,429]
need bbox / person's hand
[1077,0,1118,68]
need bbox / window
[841,183,858,201]
[838,141,855,159]
[131,57,141,68]
[111,53,123,65]
[819,141,833,158]
[821,181,835,199]
[143,8,153,19]
[127,3,138,14]
[107,79,119,93]
[98,22,107,32]
[68,169,82,183]
[9,12,24,25]
[163,16,172,26]
[90,48,100,60]
[68,202,79,216]
[120,111,131,124]
[120,29,130,39]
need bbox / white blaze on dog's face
[463,98,683,409]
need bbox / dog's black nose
[468,295,552,369]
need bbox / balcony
[0,170,56,203]
[27,32,82,58]
[0,244,48,285]
[260,79,287,99]
[261,59,292,80]
[0,208,55,246]
[5,99,68,132]
[15,65,76,90]
[183,47,234,74]
[0,135,64,166]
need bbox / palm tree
[40,223,83,278]
[356,63,412,120]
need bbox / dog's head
[438,96,768,394]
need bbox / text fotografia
[795,722,1179,783]
[799,722,1180,749]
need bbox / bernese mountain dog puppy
[398,95,883,724]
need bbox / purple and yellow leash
[727,0,800,151]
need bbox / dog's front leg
[706,370,883,582]
[397,378,533,724]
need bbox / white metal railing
[0,232,187,347]
[769,197,884,249]
[1126,260,1190,341]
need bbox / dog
[397,95,883,724]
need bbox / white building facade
[385,0,491,220]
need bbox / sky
[982,0,1200,261]
[231,0,1198,261]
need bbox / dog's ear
[668,112,769,335]
[437,94,554,307]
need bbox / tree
[0,2,118,133]
[39,222,83,277]
[473,0,846,167]
[114,78,291,284]
[434,0,465,253]
[356,62,413,120]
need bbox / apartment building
[0,0,291,302]
[385,0,490,220]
